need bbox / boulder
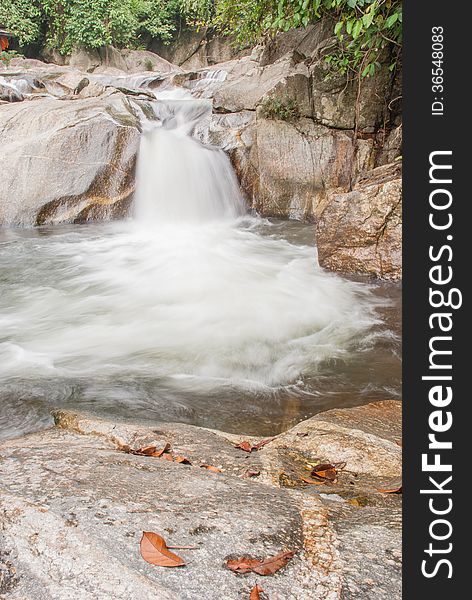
[0,91,141,227]
[243,116,355,220]
[310,59,393,132]
[212,53,310,113]
[259,19,334,67]
[0,79,23,102]
[316,163,402,280]
[151,28,249,70]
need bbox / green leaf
[385,13,399,28]
[334,21,343,36]
[362,12,374,28]
[352,20,362,39]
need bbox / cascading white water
[134,95,245,223]
[0,85,399,440]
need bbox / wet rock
[316,163,402,280]
[0,79,24,102]
[0,91,140,226]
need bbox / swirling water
[0,93,401,441]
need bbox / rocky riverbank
[0,400,401,599]
[0,21,401,279]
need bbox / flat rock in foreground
[0,401,401,599]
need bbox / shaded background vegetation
[1,0,401,76]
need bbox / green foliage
[0,0,402,78]
[0,0,43,46]
[0,50,22,66]
[260,97,300,122]
[213,0,402,77]
[1,0,183,53]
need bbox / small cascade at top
[133,90,245,224]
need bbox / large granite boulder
[0,90,141,226]
[316,163,402,280]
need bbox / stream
[0,88,401,441]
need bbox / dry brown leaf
[226,557,261,574]
[200,464,222,473]
[235,438,274,453]
[226,550,294,576]
[134,444,159,456]
[129,442,172,458]
[311,463,338,481]
[250,584,265,600]
[140,532,186,567]
[378,485,402,494]
[153,442,172,457]
[235,441,253,453]
[300,476,325,485]
[159,453,174,462]
[174,456,192,465]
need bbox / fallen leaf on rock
[134,445,159,456]
[252,551,295,575]
[250,584,265,599]
[311,463,338,481]
[226,550,294,576]
[154,443,172,457]
[235,441,253,453]
[226,557,261,574]
[296,432,308,437]
[160,453,174,462]
[201,464,222,473]
[174,456,192,465]
[235,438,274,453]
[242,468,260,478]
[128,442,172,458]
[140,532,185,567]
[300,476,325,486]
[378,485,402,494]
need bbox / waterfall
[134,95,245,223]
[0,83,396,441]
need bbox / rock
[377,125,402,165]
[212,53,309,113]
[93,47,179,75]
[152,27,209,69]
[316,163,402,280]
[0,400,401,599]
[151,28,249,70]
[0,79,23,102]
[310,59,393,132]
[68,47,102,72]
[0,91,140,227]
[244,116,355,220]
[0,430,328,599]
[259,20,334,67]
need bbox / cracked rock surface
[0,401,401,599]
